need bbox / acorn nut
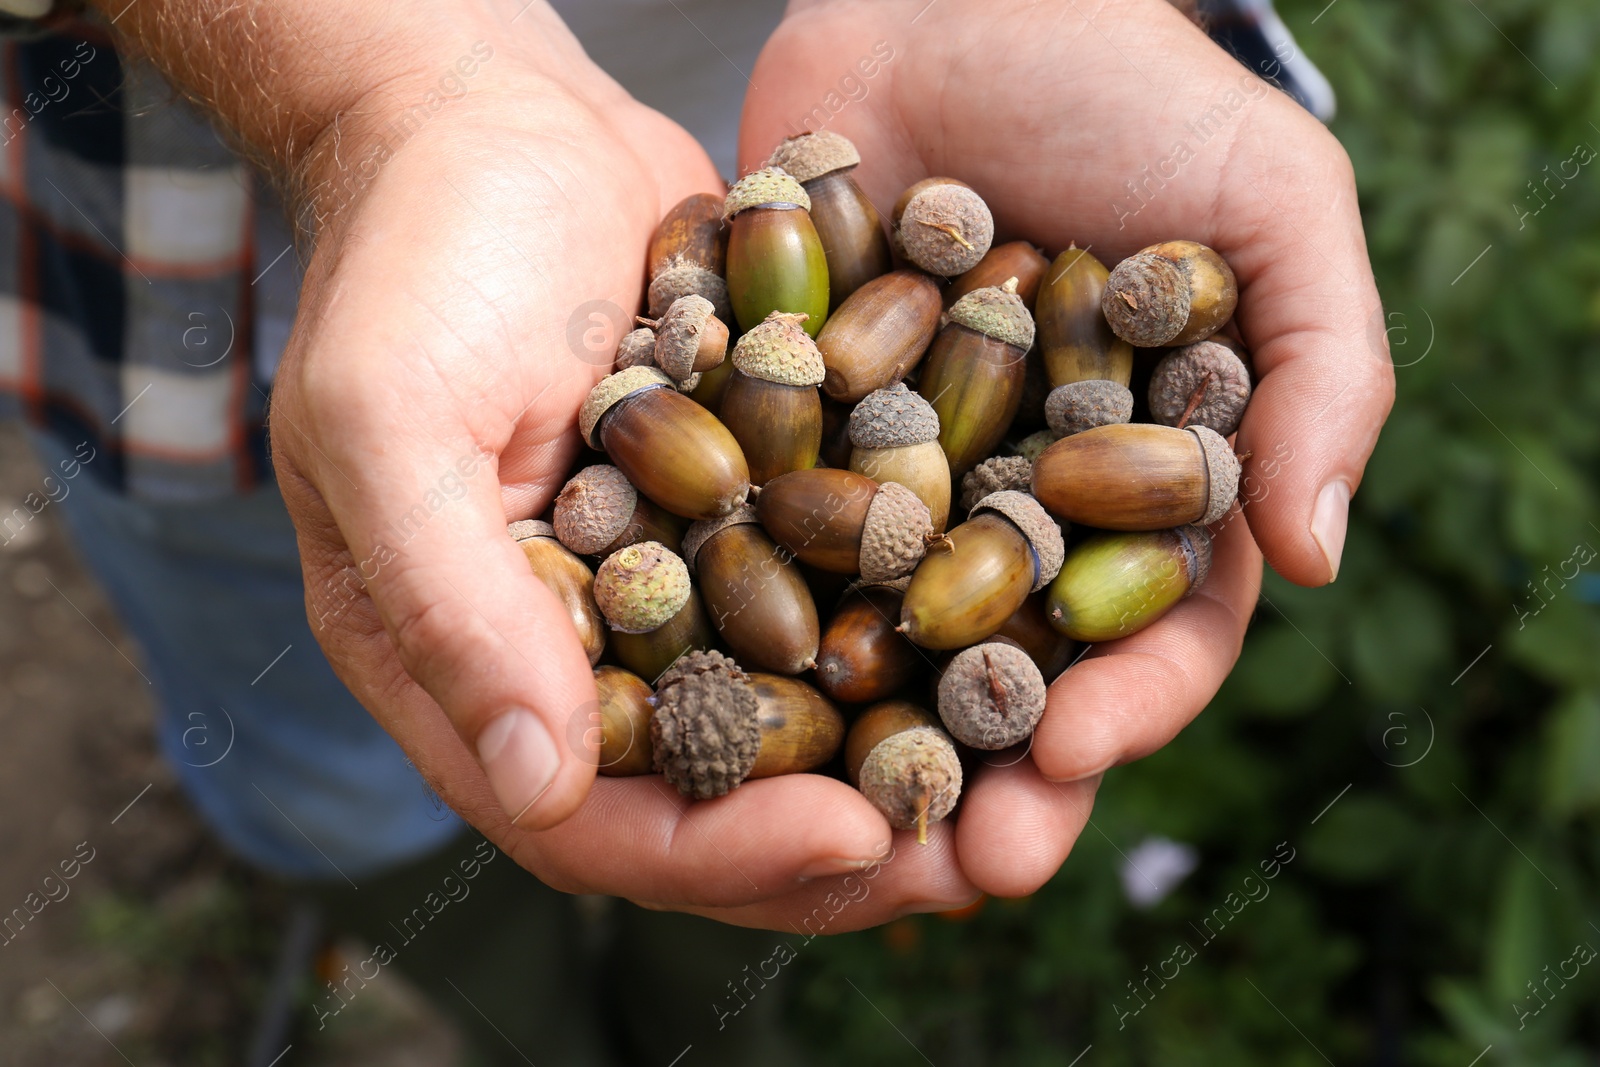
[553,464,684,558]
[508,519,606,666]
[593,665,656,776]
[766,131,892,308]
[848,383,952,532]
[1031,423,1240,530]
[937,642,1047,750]
[846,701,962,843]
[917,278,1035,475]
[1148,340,1252,436]
[592,541,716,682]
[756,468,933,580]
[815,577,922,705]
[993,593,1079,683]
[718,311,826,486]
[642,294,730,381]
[1047,525,1214,642]
[647,192,728,281]
[892,177,994,276]
[814,270,943,403]
[723,167,830,336]
[945,241,1050,311]
[1036,245,1133,387]
[1102,240,1238,348]
[1045,379,1134,437]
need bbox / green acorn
[917,278,1035,475]
[723,167,830,337]
[1046,525,1214,642]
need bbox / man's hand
[742,0,1394,897]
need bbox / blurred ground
[0,423,462,1066]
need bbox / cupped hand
[742,0,1394,897]
[269,9,976,928]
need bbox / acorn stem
[1175,371,1219,430]
[916,796,929,846]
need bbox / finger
[954,759,1101,898]
[1030,513,1263,784]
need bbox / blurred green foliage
[792,1,1600,1061]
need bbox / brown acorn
[814,270,943,402]
[847,383,952,532]
[845,701,962,843]
[649,256,732,326]
[1046,525,1214,642]
[508,520,606,666]
[1147,340,1252,436]
[579,366,750,520]
[552,464,684,558]
[723,167,830,336]
[756,467,932,579]
[593,665,656,776]
[641,294,729,381]
[945,241,1050,311]
[993,593,1079,683]
[591,541,716,682]
[681,505,820,676]
[718,312,825,485]
[1030,423,1240,530]
[651,650,843,798]
[815,578,923,704]
[917,278,1035,475]
[1035,245,1133,387]
[647,191,727,281]
[1102,240,1238,348]
[892,177,994,276]
[937,642,1047,750]
[767,131,892,309]
[1045,379,1134,437]
[899,490,1065,650]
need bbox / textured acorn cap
[679,504,761,574]
[614,327,657,371]
[579,365,673,447]
[845,574,914,598]
[553,465,638,556]
[731,311,826,386]
[1101,251,1189,348]
[1173,524,1215,592]
[766,130,861,183]
[959,455,1033,514]
[591,541,692,634]
[972,490,1064,590]
[652,294,722,380]
[507,519,555,542]
[859,727,963,832]
[1012,431,1058,463]
[1045,379,1135,437]
[936,642,1047,750]
[860,481,933,582]
[947,279,1035,350]
[723,166,811,220]
[848,382,941,448]
[651,649,760,799]
[1148,341,1252,436]
[648,258,733,322]
[897,182,994,276]
[1188,425,1241,525]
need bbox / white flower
[1119,836,1199,908]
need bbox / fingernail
[476,709,560,826]
[1311,480,1350,582]
[798,855,884,882]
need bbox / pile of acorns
[512,131,1250,842]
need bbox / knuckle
[388,593,479,692]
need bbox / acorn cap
[845,574,914,598]
[579,366,673,447]
[731,311,826,386]
[1188,425,1241,525]
[937,642,1047,750]
[591,541,692,634]
[648,258,733,322]
[1012,430,1058,463]
[765,131,861,183]
[848,382,941,448]
[679,504,761,574]
[651,650,760,799]
[972,490,1064,590]
[860,481,934,582]
[1174,524,1215,592]
[552,465,638,556]
[723,166,811,220]
[1101,251,1188,348]
[614,327,657,371]
[1045,379,1135,437]
[507,519,555,542]
[653,294,722,380]
[947,279,1035,350]
[859,726,963,832]
[1148,340,1252,436]
[897,182,995,276]
[959,455,1033,515]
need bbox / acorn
[917,278,1035,475]
[718,312,825,485]
[945,241,1050,311]
[579,366,750,520]
[1035,245,1133,387]
[815,577,923,704]
[767,131,892,309]
[593,665,656,776]
[647,191,727,281]
[936,642,1047,750]
[649,257,733,325]
[688,357,735,415]
[1101,240,1238,348]
[651,650,844,798]
[959,454,1033,515]
[892,177,994,276]
[1147,340,1252,436]
[756,468,932,579]
[1047,525,1214,642]
[591,541,716,682]
[613,326,658,371]
[553,464,684,558]
[814,270,943,403]
[507,520,606,666]
[898,490,1064,651]
[681,505,820,676]
[845,701,962,843]
[723,167,830,336]
[1044,379,1134,437]
[1030,423,1240,530]
[847,383,952,532]
[641,294,729,381]
[993,593,1079,683]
